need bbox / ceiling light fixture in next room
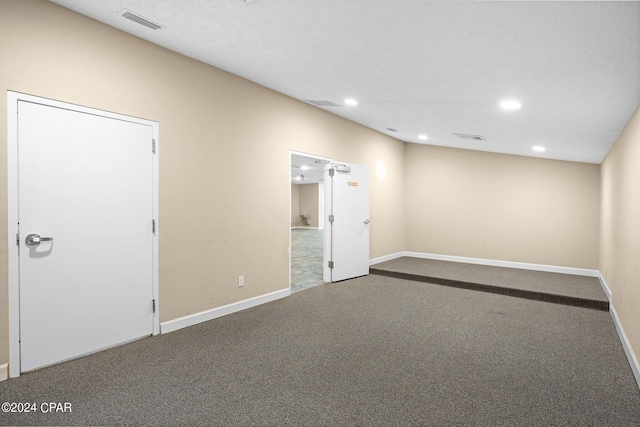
[532,146,546,152]
[344,98,358,106]
[418,134,428,141]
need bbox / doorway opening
[290,151,330,293]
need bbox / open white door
[8,94,159,375]
[323,162,370,282]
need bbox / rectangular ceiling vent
[454,133,486,141]
[306,100,342,107]
[121,10,162,30]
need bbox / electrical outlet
[238,276,244,287]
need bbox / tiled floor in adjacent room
[291,227,325,293]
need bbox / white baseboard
[369,252,404,266]
[609,304,640,389]
[0,363,7,382]
[403,251,600,277]
[161,288,291,334]
[597,272,613,301]
[599,274,639,390]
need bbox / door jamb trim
[6,91,160,378]
[288,150,332,291]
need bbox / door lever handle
[25,233,53,247]
[364,219,371,225]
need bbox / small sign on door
[348,181,359,187]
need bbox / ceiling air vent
[454,133,486,141]
[386,128,398,132]
[121,10,162,30]
[306,100,342,107]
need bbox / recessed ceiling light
[532,146,546,152]
[293,176,302,181]
[344,98,358,106]
[418,134,428,141]
[300,165,311,171]
[500,99,522,110]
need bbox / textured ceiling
[49,0,640,164]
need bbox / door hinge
[152,139,156,154]
[16,233,19,246]
[152,299,156,313]
[329,215,334,223]
[328,261,334,269]
[152,219,156,234]
[329,168,335,177]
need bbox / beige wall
[298,184,319,227]
[404,144,601,269]
[291,184,300,226]
[0,0,406,366]
[600,107,640,368]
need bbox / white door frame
[289,150,331,290]
[7,91,160,378]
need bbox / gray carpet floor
[1,275,639,426]
[372,257,608,302]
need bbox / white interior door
[17,100,155,372]
[324,163,370,282]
